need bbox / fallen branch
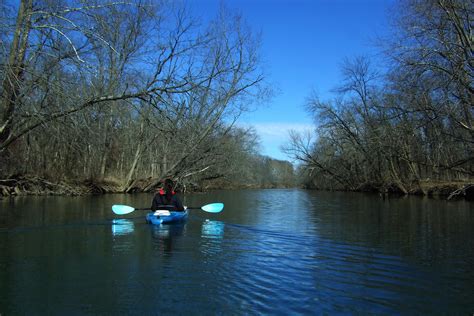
[447,184,474,200]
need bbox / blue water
[1,190,473,314]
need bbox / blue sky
[190,0,395,161]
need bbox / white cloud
[251,122,314,138]
[238,122,314,160]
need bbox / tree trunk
[124,142,142,192]
[0,0,32,149]
[123,121,145,192]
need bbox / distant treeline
[284,0,473,195]
[0,1,298,193]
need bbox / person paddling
[151,179,185,212]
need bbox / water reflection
[110,219,136,254]
[150,223,186,254]
[111,219,134,236]
[1,190,473,315]
[201,220,225,239]
[200,220,225,256]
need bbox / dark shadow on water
[150,222,186,254]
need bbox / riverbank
[0,175,122,196]
[0,175,472,200]
[302,180,474,201]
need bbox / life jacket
[157,189,176,207]
[158,188,175,195]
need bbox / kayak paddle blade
[112,204,135,215]
[201,203,224,213]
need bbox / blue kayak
[145,210,188,225]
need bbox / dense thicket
[0,0,294,193]
[284,0,473,194]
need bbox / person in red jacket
[151,179,185,212]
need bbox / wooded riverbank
[0,176,122,196]
[283,1,473,194]
[1,175,472,201]
[0,174,295,197]
[1,1,472,200]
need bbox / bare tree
[287,0,473,193]
[0,1,270,194]
[386,0,473,175]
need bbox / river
[1,189,473,314]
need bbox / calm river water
[1,189,473,314]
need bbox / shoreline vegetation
[1,1,472,200]
[0,175,472,201]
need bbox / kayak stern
[146,210,188,225]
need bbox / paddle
[112,203,224,215]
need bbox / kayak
[145,210,188,225]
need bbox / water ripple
[193,220,469,314]
[1,190,473,314]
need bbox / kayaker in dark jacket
[151,179,185,212]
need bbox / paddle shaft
[112,202,223,215]
[141,204,204,210]
[139,206,200,210]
